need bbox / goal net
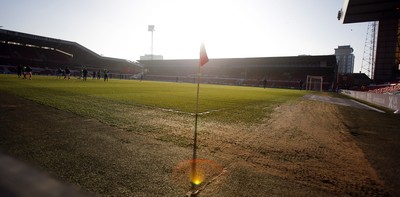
[305,75,323,91]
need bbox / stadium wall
[341,90,400,111]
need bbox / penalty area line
[157,107,224,116]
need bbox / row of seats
[368,84,400,94]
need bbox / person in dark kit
[79,68,83,79]
[64,67,71,80]
[83,67,88,81]
[22,66,27,79]
[97,70,101,80]
[17,65,22,78]
[263,79,267,89]
[299,80,304,90]
[92,71,96,79]
[103,69,108,82]
[57,68,62,79]
[25,65,32,80]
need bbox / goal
[305,75,323,91]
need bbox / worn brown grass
[1,92,399,196]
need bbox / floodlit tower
[361,21,378,79]
[148,25,155,59]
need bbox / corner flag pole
[191,43,208,187]
[191,64,201,186]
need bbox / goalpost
[305,75,323,91]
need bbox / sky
[1,0,370,72]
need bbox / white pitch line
[350,99,385,113]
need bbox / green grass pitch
[0,74,307,124]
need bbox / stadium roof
[0,29,140,67]
[339,0,400,23]
[0,29,98,60]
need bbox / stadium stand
[0,29,141,77]
[139,55,338,90]
[367,83,400,94]
[1,29,338,90]
[337,73,372,90]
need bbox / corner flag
[199,43,209,66]
[191,43,208,189]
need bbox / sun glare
[172,159,224,187]
[190,171,204,185]
[150,0,265,58]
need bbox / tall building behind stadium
[335,45,355,74]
